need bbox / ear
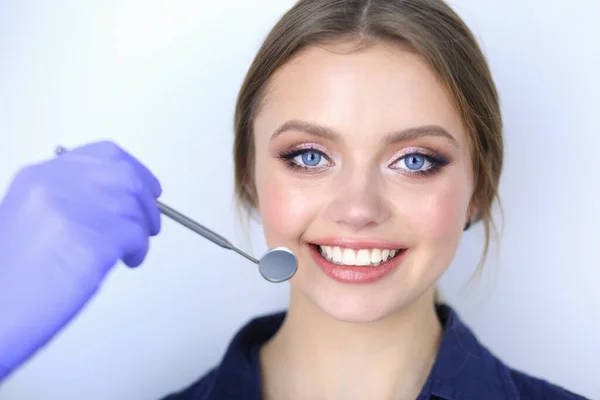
[464,198,479,231]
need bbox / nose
[325,173,391,231]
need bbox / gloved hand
[0,141,162,381]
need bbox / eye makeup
[277,143,334,173]
[387,147,452,178]
[276,143,453,179]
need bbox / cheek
[254,164,321,246]
[400,179,470,243]
[424,192,464,240]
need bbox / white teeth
[342,248,355,265]
[356,249,371,266]
[332,246,342,261]
[370,248,382,264]
[317,245,401,267]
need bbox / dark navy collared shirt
[162,304,588,399]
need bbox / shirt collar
[418,304,518,399]
[209,304,518,400]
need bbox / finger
[113,161,161,236]
[90,192,151,269]
[64,141,163,199]
[107,215,150,268]
[59,148,162,236]
[120,220,150,268]
[133,183,161,236]
[119,149,163,199]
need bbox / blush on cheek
[256,177,318,247]
[409,184,469,242]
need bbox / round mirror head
[258,247,298,283]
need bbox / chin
[319,296,399,323]
[305,283,429,324]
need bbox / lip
[308,237,406,250]
[308,244,408,284]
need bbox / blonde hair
[233,0,503,290]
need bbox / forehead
[254,39,467,146]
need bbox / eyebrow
[270,119,459,148]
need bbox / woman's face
[252,40,474,323]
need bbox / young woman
[160,0,586,399]
[0,0,587,399]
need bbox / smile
[317,245,402,267]
[307,240,408,284]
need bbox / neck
[260,289,442,400]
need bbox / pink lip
[308,244,408,284]
[308,237,406,250]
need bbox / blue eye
[289,150,328,168]
[299,151,322,167]
[403,154,428,170]
[392,152,436,174]
[278,148,331,171]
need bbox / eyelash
[277,147,333,173]
[277,146,451,177]
[389,151,451,177]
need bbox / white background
[0,0,598,399]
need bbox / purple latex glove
[0,141,162,381]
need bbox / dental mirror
[55,146,298,283]
[156,201,298,283]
